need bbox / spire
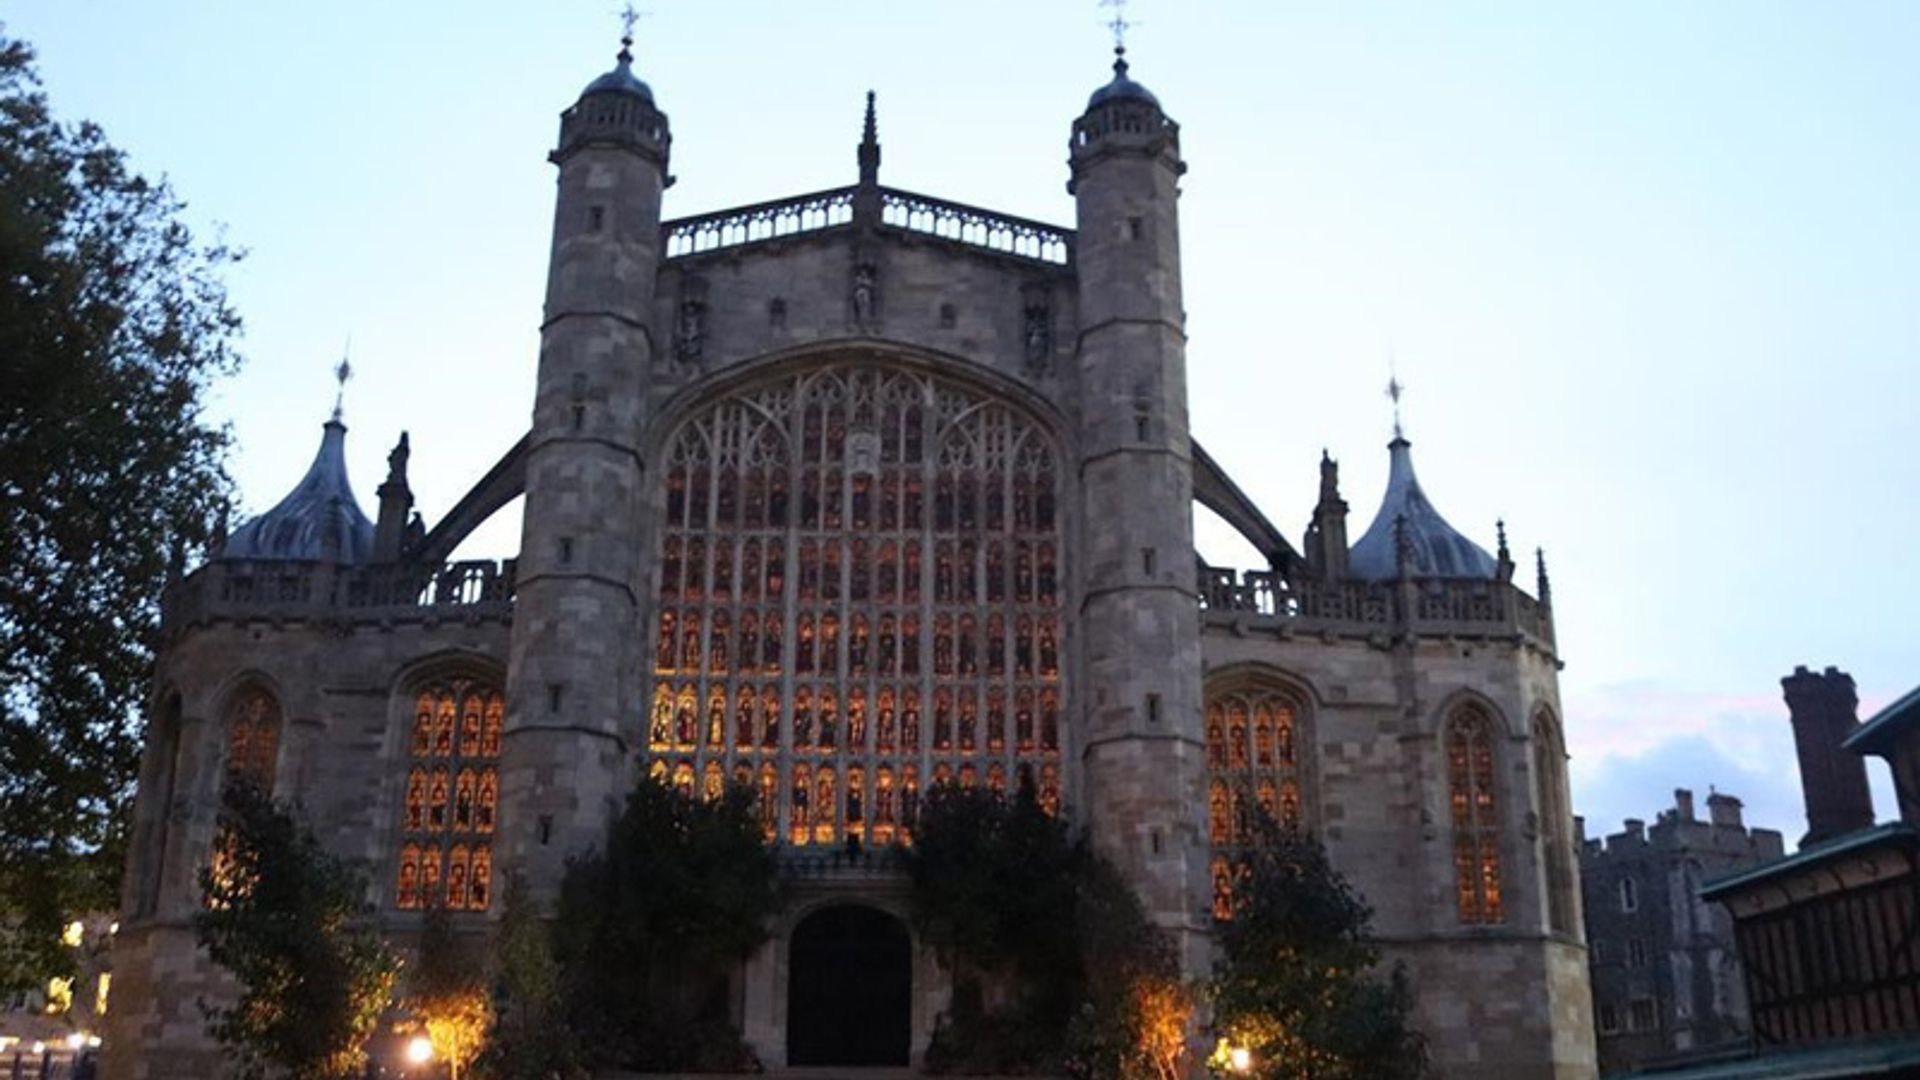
[1495,519,1514,582]
[1308,449,1350,581]
[858,90,881,188]
[220,415,375,564]
[1347,431,1499,582]
[1535,547,1552,605]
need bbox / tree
[1209,818,1428,1080]
[553,775,781,1071]
[907,781,1192,1079]
[193,783,399,1080]
[478,877,584,1080]
[405,905,490,1080]
[0,27,240,992]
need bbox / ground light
[1229,1045,1253,1074]
[405,1035,434,1067]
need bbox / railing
[663,187,857,259]
[1198,565,1555,647]
[878,189,1073,265]
[163,558,516,629]
[660,185,1075,267]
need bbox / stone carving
[675,276,709,365]
[1021,282,1053,375]
[851,262,878,328]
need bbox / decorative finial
[616,2,647,64]
[1496,519,1510,561]
[1100,0,1134,63]
[1536,546,1552,604]
[857,90,882,189]
[863,90,877,144]
[1386,357,1405,442]
[331,341,353,423]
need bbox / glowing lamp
[405,1035,434,1066]
[1229,1045,1253,1074]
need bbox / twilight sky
[10,2,1916,845]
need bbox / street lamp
[1228,1044,1253,1075]
[404,1035,434,1068]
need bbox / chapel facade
[103,36,1596,1080]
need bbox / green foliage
[406,905,491,1080]
[477,878,585,1080]
[193,783,399,1080]
[554,775,781,1072]
[0,26,239,993]
[908,783,1191,1078]
[1209,818,1428,1080]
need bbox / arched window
[225,686,282,792]
[395,678,503,912]
[1447,703,1504,925]
[648,364,1066,846]
[1203,683,1308,919]
[1533,710,1576,935]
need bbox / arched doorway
[787,904,912,1066]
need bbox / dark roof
[1844,682,1920,757]
[220,420,374,564]
[1347,437,1498,582]
[1087,54,1160,110]
[1698,821,1916,902]
[581,51,653,104]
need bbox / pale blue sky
[10,2,1916,844]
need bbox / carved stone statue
[852,263,878,327]
[675,299,705,364]
[1023,304,1051,373]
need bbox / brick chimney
[1783,665,1874,845]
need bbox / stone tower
[498,35,671,895]
[1067,48,1210,969]
[1782,664,1874,846]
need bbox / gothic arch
[1202,664,1315,920]
[1442,699,1507,926]
[644,353,1070,847]
[213,673,286,794]
[1531,705,1577,935]
[386,658,507,913]
[1427,687,1519,739]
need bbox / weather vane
[331,343,353,423]
[617,2,648,50]
[1386,367,1405,441]
[1099,0,1134,55]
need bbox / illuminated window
[1204,684,1309,919]
[395,678,502,911]
[1448,703,1504,924]
[647,364,1066,846]
[225,686,282,791]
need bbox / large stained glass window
[396,679,502,911]
[225,687,281,791]
[1204,686,1307,920]
[1448,703,1504,925]
[649,363,1064,845]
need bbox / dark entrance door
[786,904,912,1066]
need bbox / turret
[220,415,374,565]
[1067,45,1209,973]
[497,30,671,899]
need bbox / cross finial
[331,341,353,423]
[1386,373,1406,442]
[1100,0,1134,58]
[616,3,647,62]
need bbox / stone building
[103,34,1596,1080]
[1579,789,1784,1074]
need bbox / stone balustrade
[661,185,1074,267]
[1198,565,1555,649]
[162,558,516,631]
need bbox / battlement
[161,558,515,633]
[1197,564,1555,648]
[662,185,1074,267]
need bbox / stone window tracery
[396,678,502,911]
[1533,709,1575,934]
[1204,685,1308,919]
[649,363,1065,845]
[225,687,282,791]
[1448,703,1504,925]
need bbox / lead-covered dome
[581,44,653,104]
[220,419,374,563]
[1347,437,1497,582]
[1086,51,1160,110]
